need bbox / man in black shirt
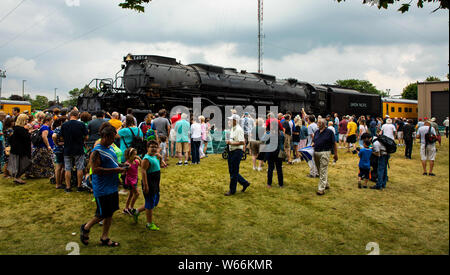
[403,119,415,159]
[60,110,89,192]
[312,118,338,196]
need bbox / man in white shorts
[417,120,437,176]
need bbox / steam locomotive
[77,54,381,119]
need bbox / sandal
[80,224,90,246]
[13,179,25,185]
[100,238,120,247]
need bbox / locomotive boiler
[77,54,381,119]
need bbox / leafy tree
[118,1,448,13]
[335,79,388,97]
[119,0,152,12]
[336,0,449,13]
[9,95,24,101]
[425,76,441,81]
[66,88,81,107]
[401,83,418,100]
[401,76,442,99]
[32,95,49,110]
[65,85,99,108]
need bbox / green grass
[0,139,448,255]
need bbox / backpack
[374,135,397,154]
[145,128,157,141]
[425,126,437,145]
[30,127,44,147]
[122,128,146,155]
[140,122,152,136]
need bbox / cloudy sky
[0,0,448,100]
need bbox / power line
[5,14,127,72]
[0,0,27,24]
[0,7,58,49]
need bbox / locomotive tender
[77,54,381,119]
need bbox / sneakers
[184,161,189,166]
[358,182,362,189]
[257,167,262,172]
[65,188,72,193]
[253,166,256,171]
[176,161,183,166]
[146,222,160,231]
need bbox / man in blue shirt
[80,123,127,247]
[358,140,373,188]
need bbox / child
[123,147,141,215]
[159,136,168,167]
[132,140,162,231]
[358,139,373,189]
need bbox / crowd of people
[0,105,446,247]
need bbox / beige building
[418,81,449,124]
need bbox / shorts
[397,131,403,139]
[64,155,85,171]
[142,171,160,210]
[339,134,347,142]
[54,152,64,164]
[358,168,370,180]
[176,142,189,153]
[124,177,138,190]
[284,135,292,150]
[95,192,119,219]
[346,134,357,144]
[249,141,261,155]
[420,144,436,161]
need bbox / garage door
[431,91,449,124]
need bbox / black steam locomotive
[77,54,381,119]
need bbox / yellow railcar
[382,98,418,120]
[0,100,32,115]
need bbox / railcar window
[391,107,395,112]
[398,107,402,112]
[405,108,408,113]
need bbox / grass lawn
[0,139,448,255]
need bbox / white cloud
[0,0,448,102]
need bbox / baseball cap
[385,115,390,118]
[431,117,436,122]
[227,114,240,121]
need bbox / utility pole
[257,0,264,73]
[0,70,5,100]
[22,79,26,99]
[54,88,57,103]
